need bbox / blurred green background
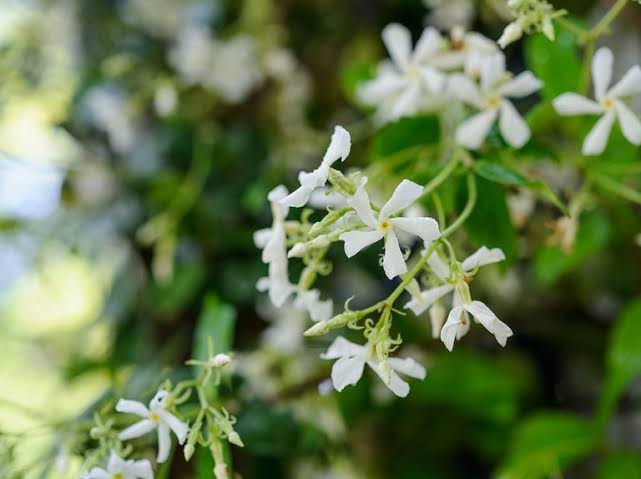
[1,0,641,478]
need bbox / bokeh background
[1,0,641,478]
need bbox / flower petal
[368,362,411,397]
[421,67,446,94]
[391,217,440,244]
[455,108,498,149]
[322,125,351,165]
[582,110,615,155]
[156,409,189,444]
[347,181,378,227]
[389,83,422,119]
[383,231,407,279]
[553,93,603,115]
[280,185,313,208]
[608,65,641,99]
[404,284,454,315]
[499,71,542,98]
[447,74,484,108]
[156,423,171,463]
[615,101,641,145]
[331,355,366,391]
[441,306,465,351]
[380,179,424,218]
[427,251,450,281]
[480,53,506,93]
[340,229,383,257]
[388,356,427,379]
[85,468,110,479]
[592,47,613,102]
[358,72,406,105]
[382,23,412,70]
[413,27,443,62]
[461,246,505,271]
[499,100,530,148]
[464,300,513,346]
[253,228,272,249]
[118,419,156,441]
[107,451,126,472]
[115,399,150,418]
[129,460,154,479]
[321,336,366,359]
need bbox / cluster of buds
[498,0,563,48]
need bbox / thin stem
[555,16,587,38]
[590,0,629,39]
[419,151,461,201]
[592,174,641,205]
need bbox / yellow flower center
[150,412,160,424]
[379,219,393,233]
[602,97,614,110]
[406,65,420,81]
[112,473,124,479]
[487,95,501,109]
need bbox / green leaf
[373,115,440,157]
[192,294,236,376]
[340,61,376,104]
[598,299,641,426]
[534,211,611,286]
[598,452,641,479]
[149,262,205,315]
[495,412,598,479]
[462,176,518,262]
[474,160,567,214]
[525,24,581,99]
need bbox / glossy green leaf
[525,25,581,99]
[340,61,376,104]
[598,452,641,479]
[373,115,440,157]
[495,412,598,479]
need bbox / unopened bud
[228,431,244,447]
[304,321,330,336]
[184,444,195,461]
[288,242,307,258]
[498,22,523,49]
[211,353,231,368]
[429,302,446,339]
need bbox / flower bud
[184,443,195,461]
[228,431,244,447]
[498,22,523,49]
[304,321,330,336]
[429,302,446,339]
[288,242,307,258]
[211,353,231,368]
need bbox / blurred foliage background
[1,0,641,478]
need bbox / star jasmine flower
[254,185,295,307]
[116,390,189,464]
[404,246,513,350]
[321,336,426,397]
[82,451,153,479]
[449,53,542,149]
[357,23,446,121]
[432,26,498,73]
[339,178,441,279]
[553,47,641,155]
[280,126,351,208]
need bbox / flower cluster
[498,0,561,48]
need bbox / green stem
[589,0,629,39]
[555,16,586,38]
[419,151,461,201]
[592,174,641,205]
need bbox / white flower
[431,26,498,74]
[321,336,426,397]
[449,53,542,149]
[116,390,189,463]
[357,23,446,121]
[280,126,351,208]
[553,47,641,155]
[254,185,294,307]
[405,246,512,350]
[294,288,333,323]
[169,25,215,86]
[340,178,440,279]
[497,21,523,49]
[424,0,475,30]
[83,451,153,479]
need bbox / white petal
[118,419,156,441]
[499,71,542,98]
[266,261,294,307]
[499,100,530,148]
[391,217,440,244]
[427,251,450,281]
[115,399,149,418]
[261,223,285,264]
[380,179,424,218]
[322,125,351,165]
[129,460,154,479]
[383,231,407,279]
[347,181,377,227]
[279,185,313,208]
[389,83,421,119]
[455,108,498,149]
[358,73,406,105]
[421,67,446,94]
[267,184,289,203]
[464,301,513,346]
[388,356,427,379]
[253,228,272,249]
[382,23,412,70]
[553,93,603,115]
[615,101,641,145]
[461,246,505,271]
[497,22,523,49]
[480,53,506,93]
[321,336,367,359]
[107,451,126,472]
[592,47,613,102]
[583,110,616,155]
[156,423,171,463]
[340,229,383,257]
[413,27,443,62]
[368,362,411,397]
[608,65,641,99]
[85,468,110,479]
[156,409,189,444]
[331,356,366,391]
[309,297,333,322]
[447,74,484,108]
[441,306,465,351]
[404,284,454,315]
